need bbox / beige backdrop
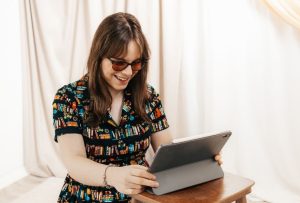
[20,0,300,202]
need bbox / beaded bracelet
[103,164,115,187]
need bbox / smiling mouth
[114,75,129,82]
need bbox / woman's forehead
[114,40,142,61]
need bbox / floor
[0,175,63,203]
[0,175,269,203]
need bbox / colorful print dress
[52,74,169,202]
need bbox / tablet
[146,131,231,195]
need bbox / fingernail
[155,182,159,187]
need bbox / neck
[108,87,123,99]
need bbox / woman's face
[101,40,141,95]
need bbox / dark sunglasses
[108,58,146,72]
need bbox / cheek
[102,63,115,79]
[103,71,116,84]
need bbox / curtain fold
[20,0,300,202]
[263,0,300,30]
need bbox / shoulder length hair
[85,12,151,127]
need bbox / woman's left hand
[214,153,223,165]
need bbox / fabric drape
[20,0,300,202]
[263,0,300,30]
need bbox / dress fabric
[52,74,169,202]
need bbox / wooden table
[131,172,255,203]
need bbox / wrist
[105,165,117,187]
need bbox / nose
[121,64,133,76]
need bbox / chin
[111,83,128,91]
[107,76,132,92]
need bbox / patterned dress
[52,74,169,202]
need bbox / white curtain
[20,0,300,202]
[263,0,300,30]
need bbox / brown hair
[85,12,151,127]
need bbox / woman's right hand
[106,164,159,195]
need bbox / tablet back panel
[147,131,231,195]
[147,159,224,195]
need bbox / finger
[131,168,156,180]
[124,188,144,195]
[214,154,221,161]
[131,165,157,179]
[218,159,223,165]
[126,183,144,190]
[128,176,159,188]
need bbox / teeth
[115,75,128,81]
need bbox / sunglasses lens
[112,61,127,71]
[110,58,144,71]
[132,61,143,71]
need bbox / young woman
[52,12,222,202]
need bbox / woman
[52,12,222,202]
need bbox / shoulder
[145,83,163,108]
[53,75,89,104]
[144,84,168,127]
[146,83,160,99]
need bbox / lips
[114,75,129,82]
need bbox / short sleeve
[52,86,83,142]
[146,85,170,133]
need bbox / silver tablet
[146,131,232,195]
